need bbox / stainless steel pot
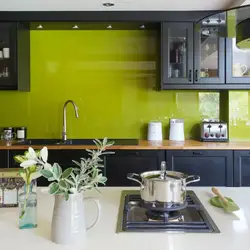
[127,163,200,205]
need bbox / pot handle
[127,173,143,186]
[186,175,200,185]
[84,197,101,230]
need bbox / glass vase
[18,180,37,229]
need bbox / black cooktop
[117,190,220,233]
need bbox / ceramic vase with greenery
[15,138,114,245]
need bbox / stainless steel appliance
[127,161,200,205]
[201,119,228,142]
[116,190,220,233]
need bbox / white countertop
[1,187,250,250]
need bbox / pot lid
[196,4,250,49]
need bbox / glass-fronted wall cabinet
[161,21,225,88]
[194,22,225,84]
[161,22,194,85]
[226,38,250,84]
[0,23,30,91]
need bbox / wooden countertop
[0,140,250,150]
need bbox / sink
[12,139,138,146]
[12,139,97,145]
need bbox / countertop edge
[0,139,250,150]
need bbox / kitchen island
[0,187,249,250]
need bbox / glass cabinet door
[194,25,225,84]
[226,38,250,84]
[162,22,193,84]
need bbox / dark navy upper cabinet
[0,23,30,91]
[0,150,8,168]
[161,22,194,85]
[161,21,226,89]
[105,150,165,187]
[167,150,233,186]
[234,151,250,186]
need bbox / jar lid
[17,127,26,130]
[4,127,13,130]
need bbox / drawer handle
[136,152,139,157]
[192,151,205,156]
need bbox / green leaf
[59,179,67,189]
[62,168,73,179]
[49,182,59,194]
[103,137,107,146]
[14,155,26,163]
[72,160,81,167]
[52,163,62,179]
[48,177,56,182]
[41,169,53,179]
[64,192,69,201]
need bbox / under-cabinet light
[72,25,79,29]
[107,25,112,29]
[37,24,43,29]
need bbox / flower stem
[19,170,30,219]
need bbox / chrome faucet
[62,100,79,141]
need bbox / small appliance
[201,119,228,142]
[147,122,162,141]
[169,118,185,141]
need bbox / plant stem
[19,170,30,219]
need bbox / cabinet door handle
[195,70,198,82]
[192,151,205,156]
[188,70,192,82]
[136,152,140,157]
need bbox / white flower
[25,147,37,160]
[20,160,37,168]
[30,172,42,180]
[40,147,48,163]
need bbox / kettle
[169,119,185,141]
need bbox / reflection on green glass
[0,29,221,140]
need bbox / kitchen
[0,0,250,249]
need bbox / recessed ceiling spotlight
[103,2,114,7]
[140,24,145,29]
[72,25,79,29]
[37,24,43,29]
[107,25,112,29]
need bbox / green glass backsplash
[228,91,250,140]
[0,30,220,139]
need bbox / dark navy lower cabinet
[105,150,165,186]
[167,150,233,186]
[0,150,8,168]
[234,151,250,186]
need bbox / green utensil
[211,187,240,212]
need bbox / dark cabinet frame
[233,150,250,186]
[161,22,194,85]
[161,22,226,89]
[226,38,250,85]
[194,31,225,84]
[167,150,234,186]
[0,23,30,91]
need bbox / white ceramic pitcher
[51,193,100,246]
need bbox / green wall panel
[0,30,219,139]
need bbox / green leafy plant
[15,138,114,201]
[14,147,49,218]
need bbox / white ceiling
[0,0,245,11]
